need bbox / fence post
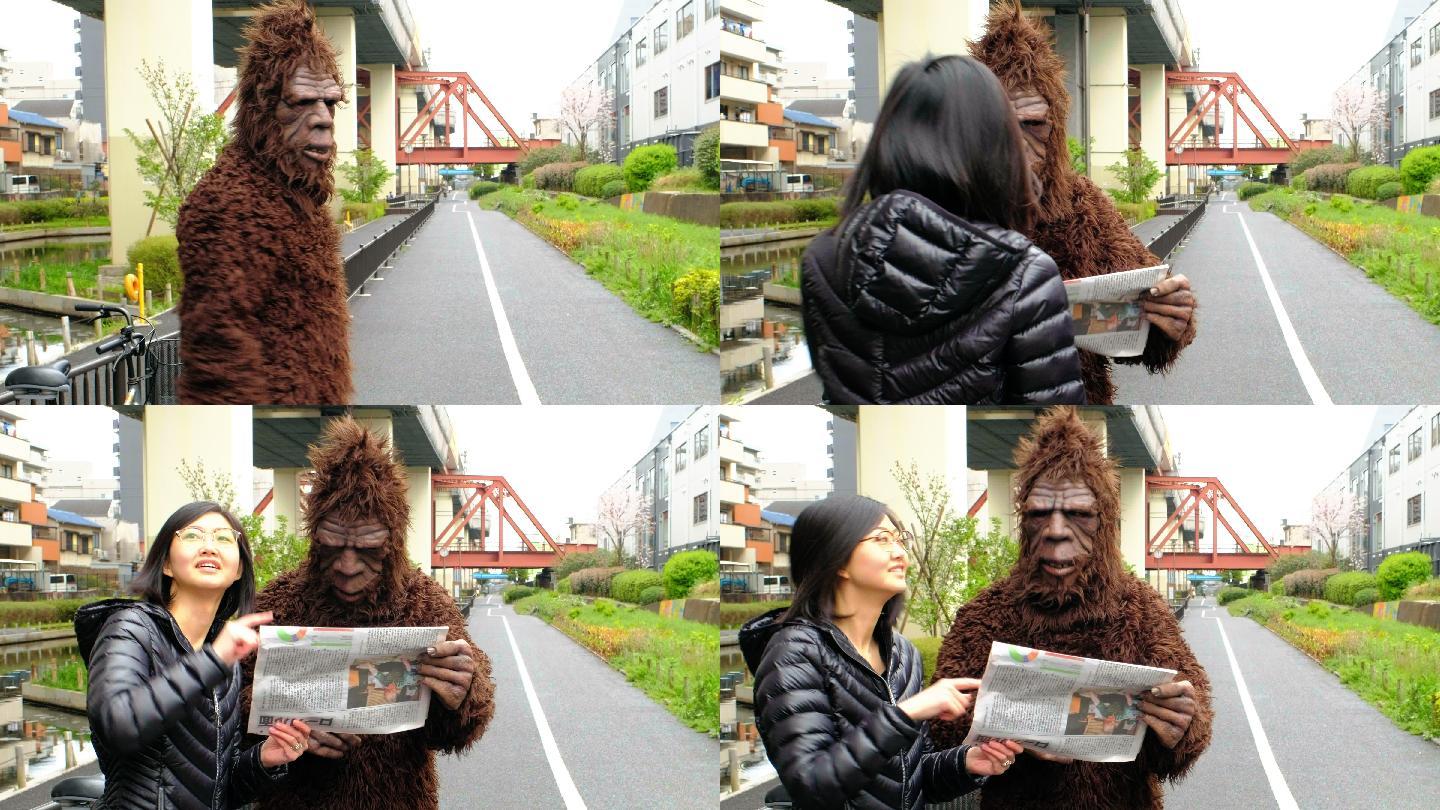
[63,730,75,769]
[65,271,76,297]
[60,316,72,352]
[12,744,25,789]
[24,331,37,366]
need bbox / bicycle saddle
[4,361,71,388]
[52,775,105,800]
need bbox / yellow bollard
[137,262,145,320]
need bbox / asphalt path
[439,593,715,809]
[349,192,717,404]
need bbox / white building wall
[668,405,718,548]
[1367,406,1440,554]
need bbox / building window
[676,1,695,40]
[705,0,718,19]
[1431,23,1440,54]
[676,441,688,471]
[654,20,669,55]
[693,492,708,524]
[705,62,721,100]
[1389,443,1401,473]
[1409,428,1423,461]
[0,462,12,479]
[1407,494,1422,526]
[654,87,669,118]
[1414,38,1424,67]
[695,426,710,458]
[722,61,750,80]
[636,37,647,67]
[1432,413,1440,446]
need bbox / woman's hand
[259,719,312,768]
[1142,274,1196,342]
[211,611,274,666]
[965,739,1024,777]
[897,678,979,722]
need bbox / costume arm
[86,608,231,757]
[925,603,994,751]
[1003,250,1086,404]
[754,632,920,809]
[1134,592,1213,780]
[421,596,495,753]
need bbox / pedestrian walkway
[348,192,717,404]
[440,593,713,810]
[1115,191,1440,403]
[1130,214,1174,245]
[1166,597,1440,809]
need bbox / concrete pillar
[398,87,420,194]
[405,467,432,574]
[271,468,300,534]
[142,406,253,544]
[360,63,398,197]
[316,11,358,203]
[103,0,215,263]
[1138,64,1167,199]
[874,0,989,92]
[1119,468,1146,575]
[855,404,968,551]
[1167,87,1190,195]
[1085,8,1129,192]
[986,470,1016,540]
[1049,14,1083,154]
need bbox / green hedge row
[468,181,503,199]
[0,197,109,227]
[720,197,839,228]
[662,550,718,598]
[570,566,625,597]
[575,164,625,198]
[1237,182,1272,201]
[611,569,665,603]
[502,585,536,604]
[1217,586,1252,605]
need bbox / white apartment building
[605,405,719,568]
[754,461,832,504]
[0,410,52,567]
[1333,0,1440,166]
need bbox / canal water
[720,640,775,797]
[0,238,111,375]
[0,634,94,798]
[721,233,817,403]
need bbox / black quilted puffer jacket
[801,190,1085,404]
[739,609,982,810]
[76,598,285,809]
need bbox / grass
[1248,186,1440,324]
[1228,592,1440,739]
[0,257,124,299]
[719,600,789,630]
[0,215,110,234]
[32,657,87,692]
[480,187,719,349]
[514,590,719,736]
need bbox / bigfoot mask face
[313,516,389,602]
[1021,477,1098,592]
[1010,89,1052,202]
[278,66,341,167]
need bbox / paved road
[1115,191,1440,403]
[1166,596,1440,809]
[440,593,714,809]
[350,192,717,404]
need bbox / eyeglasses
[861,529,912,551]
[177,527,238,546]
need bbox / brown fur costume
[242,418,494,810]
[176,0,352,404]
[971,3,1196,404]
[929,408,1211,809]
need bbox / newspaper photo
[1063,264,1170,358]
[960,641,1177,763]
[246,625,450,736]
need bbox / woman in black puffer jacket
[739,496,1022,810]
[802,55,1084,404]
[76,502,312,809]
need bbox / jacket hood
[75,598,175,666]
[737,607,789,675]
[834,190,1037,336]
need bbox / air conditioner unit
[829,149,845,160]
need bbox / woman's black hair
[131,501,255,622]
[840,54,1035,232]
[782,494,906,630]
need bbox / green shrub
[1329,194,1354,213]
[623,144,679,192]
[1376,551,1434,600]
[0,598,102,627]
[1289,144,1351,175]
[519,143,583,176]
[1400,144,1440,193]
[532,161,589,192]
[1114,200,1157,223]
[1302,162,1361,193]
[468,181,503,199]
[650,168,708,192]
[1248,188,1304,217]
[913,636,943,683]
[502,585,537,604]
[1237,182,1272,200]
[574,164,626,198]
[520,173,536,190]
[1352,587,1381,607]
[694,125,720,189]
[611,569,665,603]
[720,198,840,228]
[1269,579,1285,595]
[1405,576,1440,599]
[1290,173,1308,192]
[555,549,621,580]
[662,550,720,598]
[1217,586,1252,605]
[125,235,182,294]
[1281,567,1340,598]
[1267,550,1331,581]
[1306,600,1331,619]
[689,577,720,598]
[1323,571,1377,606]
[570,566,625,597]
[599,179,628,198]
[555,577,571,595]
[719,600,788,629]
[671,268,719,333]
[340,201,385,224]
[638,585,667,605]
[1346,165,1402,199]
[1375,181,1404,200]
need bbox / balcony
[721,341,764,373]
[721,29,769,64]
[0,433,27,463]
[720,296,763,329]
[0,520,32,547]
[720,436,748,464]
[719,0,764,22]
[721,119,769,148]
[720,522,746,549]
[721,75,768,105]
[719,478,746,505]
[0,476,31,504]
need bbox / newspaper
[1063,265,1170,358]
[960,641,1177,763]
[246,625,450,736]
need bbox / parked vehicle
[782,173,814,193]
[8,175,40,195]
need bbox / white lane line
[452,203,459,213]
[502,616,586,809]
[466,210,541,405]
[1211,613,1299,810]
[1229,210,1333,405]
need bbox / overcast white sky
[728,405,834,480]
[9,406,117,473]
[762,0,1397,138]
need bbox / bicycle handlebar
[95,335,126,354]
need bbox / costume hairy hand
[928,408,1212,809]
[176,0,352,404]
[240,418,495,810]
[970,2,1197,404]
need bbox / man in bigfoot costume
[929,407,1211,808]
[242,418,494,809]
[971,3,1198,404]
[176,0,351,404]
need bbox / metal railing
[1148,198,1207,262]
[345,196,436,295]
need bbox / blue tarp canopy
[761,509,797,527]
